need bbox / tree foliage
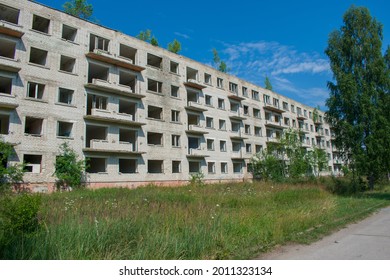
[0,140,25,194]
[212,48,230,73]
[325,6,390,189]
[54,143,86,190]
[264,76,273,91]
[167,39,181,54]
[137,30,159,46]
[63,0,93,20]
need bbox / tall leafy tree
[264,76,273,91]
[212,48,230,73]
[325,6,389,189]
[167,39,181,54]
[63,0,93,20]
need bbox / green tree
[264,76,273,91]
[249,149,285,181]
[167,39,181,54]
[325,6,390,190]
[54,143,86,190]
[212,48,229,73]
[63,0,93,20]
[136,29,152,42]
[307,147,328,177]
[150,37,159,46]
[0,140,24,194]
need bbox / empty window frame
[88,63,109,83]
[255,145,263,153]
[233,162,242,173]
[251,90,259,100]
[118,100,136,119]
[119,44,136,63]
[189,161,200,173]
[148,160,163,173]
[119,159,137,173]
[0,38,16,59]
[244,124,251,134]
[172,161,181,173]
[206,117,214,128]
[220,140,227,152]
[171,110,180,122]
[62,25,77,42]
[119,70,137,92]
[24,154,42,173]
[204,73,212,85]
[89,34,110,52]
[263,94,271,104]
[186,67,198,81]
[218,98,225,109]
[0,114,10,134]
[57,121,73,138]
[27,82,44,99]
[205,95,212,106]
[243,105,249,115]
[32,14,50,34]
[24,117,43,136]
[0,76,12,95]
[254,126,262,136]
[59,55,76,73]
[242,86,248,97]
[208,162,216,174]
[147,79,162,93]
[86,157,107,173]
[57,88,73,105]
[147,132,163,146]
[147,53,162,69]
[217,78,223,88]
[85,125,107,147]
[232,141,241,152]
[221,162,228,174]
[207,139,215,151]
[219,119,226,131]
[229,82,238,94]
[171,85,179,98]
[148,105,163,120]
[29,47,48,66]
[0,3,20,24]
[171,134,180,147]
[231,121,240,132]
[246,143,252,153]
[170,61,179,74]
[253,108,261,118]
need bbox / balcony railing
[0,21,24,38]
[184,79,206,90]
[85,78,145,99]
[86,49,145,72]
[0,56,21,72]
[0,94,18,109]
[263,102,286,113]
[86,139,143,154]
[185,101,207,112]
[187,147,209,158]
[186,124,208,135]
[85,108,145,126]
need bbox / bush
[325,176,367,195]
[189,172,205,187]
[0,193,42,244]
[0,140,25,195]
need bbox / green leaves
[325,6,390,189]
[63,0,93,20]
[167,39,181,54]
[54,143,86,190]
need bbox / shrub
[0,193,42,240]
[189,172,205,187]
[54,142,86,190]
[0,140,25,194]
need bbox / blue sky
[40,0,390,109]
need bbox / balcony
[0,57,21,72]
[230,129,248,140]
[185,124,209,135]
[231,151,243,159]
[85,79,145,99]
[229,110,246,120]
[83,139,144,155]
[315,130,325,138]
[264,120,285,129]
[0,94,18,109]
[185,101,207,112]
[186,148,209,158]
[184,79,206,90]
[84,108,145,126]
[86,49,145,72]
[297,113,307,120]
[0,21,24,38]
[263,102,286,113]
[266,137,281,144]
[228,92,245,101]
[333,159,342,165]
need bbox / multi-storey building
[0,0,342,191]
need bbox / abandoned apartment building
[0,0,342,191]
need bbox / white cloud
[174,32,191,40]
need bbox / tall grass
[1,181,389,259]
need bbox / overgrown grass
[1,181,389,259]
